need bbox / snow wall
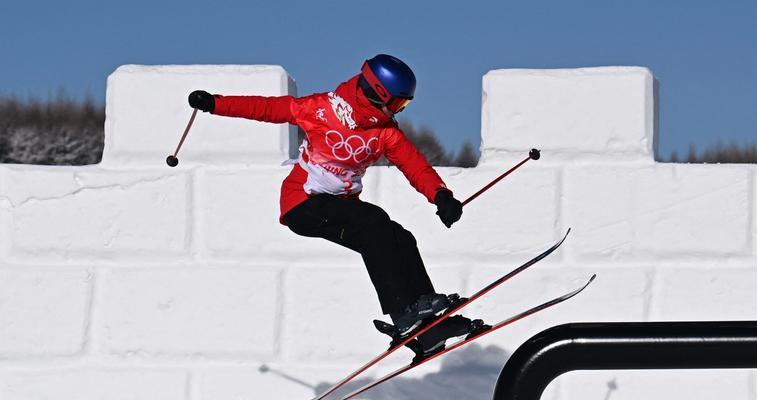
[1,65,756,400]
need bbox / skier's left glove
[434,189,463,228]
[188,90,216,113]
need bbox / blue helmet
[360,54,416,113]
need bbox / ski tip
[562,274,597,301]
[555,228,572,246]
[583,274,597,288]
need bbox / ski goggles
[359,64,414,113]
[384,96,413,114]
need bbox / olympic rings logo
[325,130,379,163]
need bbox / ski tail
[310,230,571,400]
[337,274,597,400]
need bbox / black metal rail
[493,321,757,400]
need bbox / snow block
[283,267,386,362]
[103,65,297,167]
[753,174,757,255]
[4,166,191,263]
[650,269,757,320]
[481,67,656,163]
[0,167,9,261]
[0,369,187,400]
[0,269,90,358]
[198,366,338,400]
[97,267,279,358]
[198,168,360,261]
[565,164,751,261]
[372,165,561,263]
[283,267,466,364]
[465,268,647,353]
[0,207,8,262]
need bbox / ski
[310,229,571,400]
[338,274,597,400]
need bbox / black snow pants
[282,194,435,315]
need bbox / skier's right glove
[434,189,463,228]
[188,90,215,113]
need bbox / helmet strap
[359,76,387,108]
[361,61,392,103]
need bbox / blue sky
[1,0,756,159]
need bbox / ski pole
[166,108,198,167]
[461,148,540,207]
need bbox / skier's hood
[334,74,395,130]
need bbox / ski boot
[408,316,491,363]
[372,293,466,348]
[389,293,463,337]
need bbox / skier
[188,54,483,358]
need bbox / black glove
[188,90,215,113]
[434,189,463,228]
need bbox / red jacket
[212,74,448,223]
